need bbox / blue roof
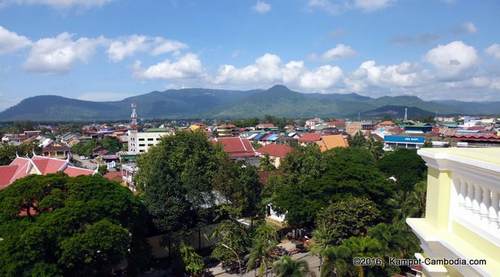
[253,133,266,141]
[384,135,425,144]
[264,134,279,141]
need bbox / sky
[0,0,500,111]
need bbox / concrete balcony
[407,148,500,277]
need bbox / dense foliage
[267,146,395,226]
[0,143,41,165]
[136,130,262,235]
[71,137,122,157]
[0,174,149,276]
[377,148,427,191]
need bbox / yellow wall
[425,167,451,230]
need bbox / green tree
[348,131,367,148]
[377,149,426,192]
[213,159,262,217]
[0,143,41,165]
[247,223,279,276]
[270,147,395,226]
[272,256,309,277]
[179,242,205,276]
[315,197,381,245]
[259,154,276,171]
[210,219,250,274]
[321,237,384,277]
[135,130,222,235]
[100,137,122,154]
[0,174,149,276]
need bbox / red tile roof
[257,144,293,158]
[0,155,94,190]
[298,133,321,143]
[213,137,257,158]
[63,166,94,177]
[32,156,67,174]
[0,165,18,189]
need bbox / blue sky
[1,0,500,111]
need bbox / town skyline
[1,0,500,111]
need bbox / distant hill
[1,85,499,121]
[358,105,434,119]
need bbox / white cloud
[253,0,271,14]
[461,22,477,34]
[354,0,393,11]
[133,53,203,80]
[24,32,105,73]
[108,35,148,62]
[0,25,31,54]
[308,0,394,14]
[2,0,112,9]
[320,44,356,61]
[299,65,343,90]
[485,44,500,59]
[425,41,478,78]
[213,53,344,91]
[346,60,423,92]
[107,35,187,62]
[151,37,187,56]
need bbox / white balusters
[464,182,473,211]
[480,187,490,224]
[490,191,499,229]
[455,177,500,235]
[457,179,465,208]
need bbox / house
[257,144,293,168]
[212,137,258,165]
[298,133,322,145]
[407,148,500,276]
[0,155,95,189]
[256,123,278,131]
[316,134,349,152]
[216,124,239,137]
[42,142,71,158]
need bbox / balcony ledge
[406,218,493,277]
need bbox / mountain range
[1,85,499,121]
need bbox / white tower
[130,103,138,130]
[404,107,408,122]
[128,104,138,153]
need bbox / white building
[128,128,171,154]
[127,104,171,154]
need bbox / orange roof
[257,144,293,158]
[63,166,94,177]
[316,135,349,152]
[298,133,322,143]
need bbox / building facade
[407,148,500,276]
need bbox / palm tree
[247,224,279,276]
[273,256,310,277]
[310,222,335,271]
[320,246,352,277]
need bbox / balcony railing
[453,174,500,245]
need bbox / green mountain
[1,85,499,121]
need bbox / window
[138,138,145,141]
[139,144,145,147]
[148,144,153,146]
[148,138,154,141]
